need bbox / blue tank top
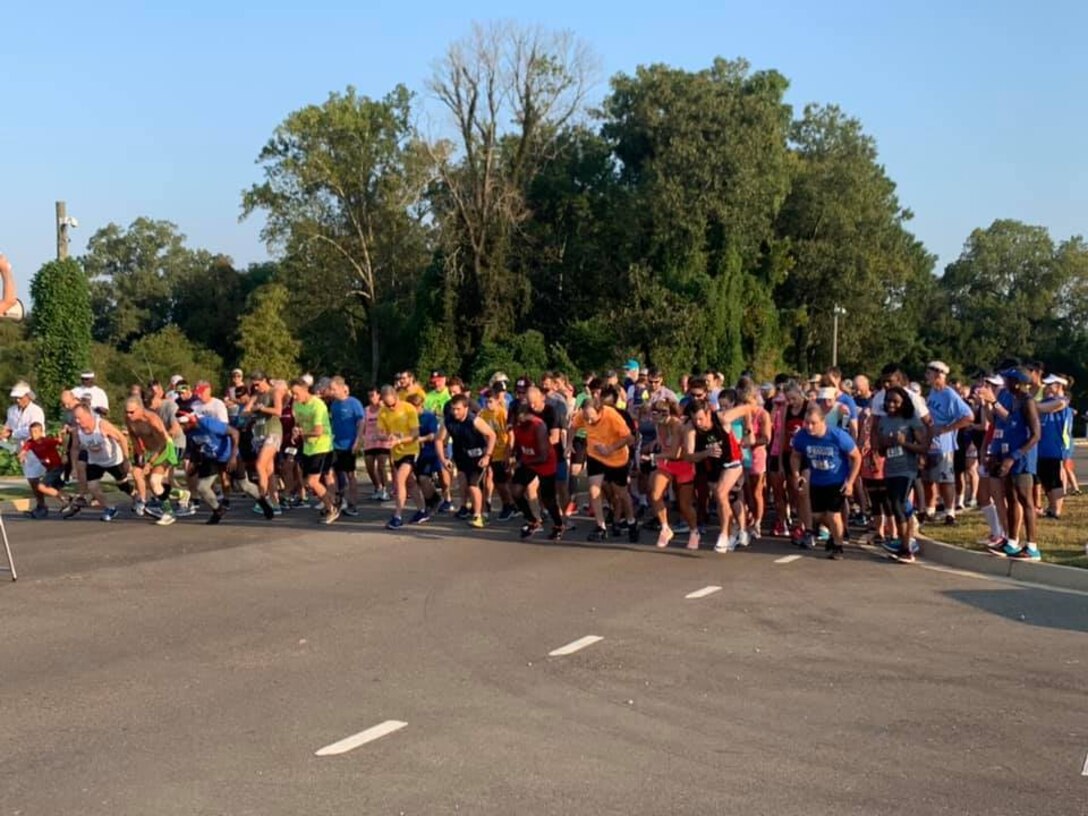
[990,392,1037,471]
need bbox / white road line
[548,635,603,657]
[685,585,722,599]
[774,555,803,564]
[314,720,407,757]
[1082,752,1088,776]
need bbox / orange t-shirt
[571,405,631,468]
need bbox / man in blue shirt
[923,361,974,526]
[328,376,366,515]
[790,405,861,559]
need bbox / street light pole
[832,304,847,368]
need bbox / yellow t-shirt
[571,405,631,468]
[396,384,426,403]
[378,401,421,460]
[480,405,509,459]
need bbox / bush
[30,258,93,419]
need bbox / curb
[918,536,1088,593]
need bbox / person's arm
[474,417,497,468]
[145,412,170,458]
[101,419,130,459]
[0,254,17,316]
[353,416,367,453]
[718,403,756,425]
[680,426,700,462]
[436,424,451,467]
[790,449,805,484]
[751,409,771,448]
[842,446,863,494]
[1036,396,1070,415]
[227,426,240,465]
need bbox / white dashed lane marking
[548,635,603,657]
[314,720,407,757]
[774,555,803,564]
[685,585,722,599]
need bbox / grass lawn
[929,496,1088,569]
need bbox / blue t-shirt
[190,415,233,462]
[791,426,857,486]
[836,393,859,421]
[926,387,972,454]
[330,396,365,451]
[1038,403,1072,459]
[419,411,440,461]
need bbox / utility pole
[832,304,847,368]
[56,201,78,260]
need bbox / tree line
[9,22,1087,419]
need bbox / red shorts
[657,458,696,485]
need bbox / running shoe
[799,531,816,551]
[62,496,86,519]
[714,533,731,554]
[156,512,176,527]
[1000,541,1023,558]
[685,531,701,551]
[520,521,542,539]
[174,504,197,518]
[547,526,563,541]
[1009,545,1041,561]
[100,507,118,522]
[343,504,358,517]
[772,520,788,538]
[436,500,453,515]
[985,537,1008,555]
[455,506,472,521]
[133,500,146,517]
[747,526,761,542]
[880,539,903,557]
[943,515,957,527]
[827,543,845,560]
[627,522,640,544]
[468,515,486,530]
[386,516,404,530]
[736,529,750,549]
[323,506,341,525]
[656,526,675,549]
[498,506,517,522]
[206,505,227,525]
[409,509,431,525]
[673,521,690,534]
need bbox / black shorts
[810,482,846,515]
[639,458,654,476]
[414,457,442,479]
[300,451,334,477]
[334,449,357,475]
[78,449,89,464]
[782,452,798,476]
[40,468,64,490]
[587,457,629,487]
[364,448,389,458]
[953,445,967,475]
[86,461,129,483]
[456,459,485,487]
[1038,457,1063,493]
[571,437,588,467]
[768,453,781,474]
[392,454,416,471]
[195,454,227,479]
[512,465,541,488]
[490,461,509,485]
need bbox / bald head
[526,386,545,410]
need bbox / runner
[480,387,516,520]
[408,392,444,513]
[19,422,70,517]
[1037,374,1073,519]
[741,385,771,541]
[290,377,339,525]
[74,371,110,416]
[437,394,497,528]
[181,404,239,525]
[242,371,284,518]
[122,397,179,526]
[648,397,699,550]
[978,368,1041,560]
[66,404,134,521]
[328,376,365,515]
[377,385,428,529]
[361,388,391,502]
[875,387,929,561]
[922,362,974,526]
[571,396,636,542]
[3,382,48,516]
[510,402,564,541]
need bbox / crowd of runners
[1,358,1077,561]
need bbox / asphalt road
[1,498,1086,815]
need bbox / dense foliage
[29,258,92,419]
[8,24,1087,418]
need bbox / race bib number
[887,446,904,459]
[992,429,1004,440]
[466,447,484,458]
[284,446,297,456]
[521,446,536,456]
[812,459,833,471]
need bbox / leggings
[885,476,914,524]
[864,478,891,519]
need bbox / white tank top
[78,417,123,467]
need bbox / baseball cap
[430,369,446,379]
[301,373,314,387]
[1002,368,1031,384]
[169,374,184,386]
[9,382,31,399]
[515,377,532,390]
[759,382,774,393]
[984,374,1005,386]
[816,387,838,401]
[176,380,192,392]
[193,382,211,399]
[490,371,509,386]
[1042,374,1068,386]
[248,369,266,382]
[624,359,640,372]
[927,361,950,375]
[80,371,95,379]
[230,368,243,377]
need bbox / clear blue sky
[3,0,1085,284]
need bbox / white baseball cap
[9,382,31,399]
[1042,374,1068,386]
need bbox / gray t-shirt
[877,414,924,478]
[157,400,186,450]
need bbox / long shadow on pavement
[941,588,1088,634]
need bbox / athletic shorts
[587,456,629,487]
[334,449,357,475]
[490,461,509,485]
[87,461,130,483]
[392,454,416,471]
[768,452,781,474]
[555,456,570,483]
[809,482,846,515]
[512,465,541,488]
[953,445,967,475]
[364,447,390,458]
[40,468,64,490]
[1038,457,1064,493]
[639,457,654,476]
[455,458,485,487]
[148,440,179,470]
[253,434,283,455]
[924,452,955,485]
[657,458,696,485]
[571,437,588,467]
[300,451,334,477]
[414,457,442,479]
[78,449,89,464]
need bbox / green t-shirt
[294,396,333,456]
[423,388,451,415]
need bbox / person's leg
[714,468,741,551]
[392,462,411,517]
[650,470,673,546]
[1015,475,1037,546]
[511,473,536,523]
[693,469,710,529]
[676,482,698,548]
[364,453,381,495]
[1063,458,1080,493]
[538,475,563,531]
[769,470,789,533]
[747,471,766,535]
[131,465,148,505]
[588,474,606,530]
[965,456,979,507]
[1002,475,1023,545]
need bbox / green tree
[243,84,431,382]
[236,284,301,379]
[29,258,93,418]
[82,218,213,349]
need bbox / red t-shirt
[513,416,557,476]
[24,437,63,469]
